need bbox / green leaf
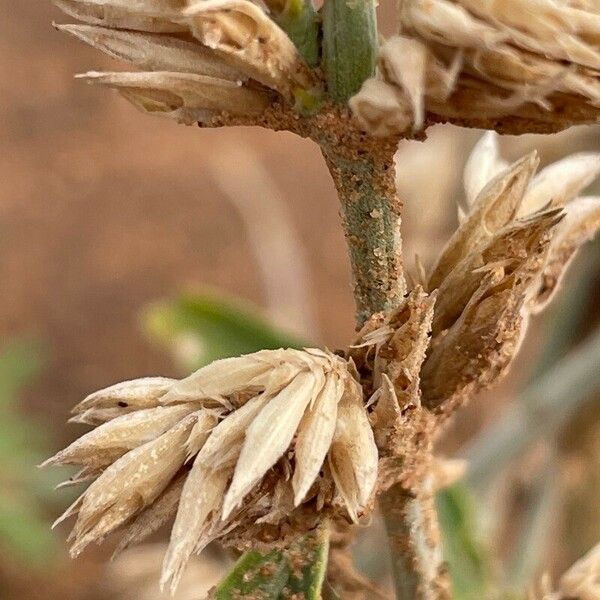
[321,0,378,103]
[0,493,57,567]
[276,0,321,68]
[281,524,330,599]
[213,524,329,599]
[437,484,491,600]
[143,291,307,370]
[0,339,43,408]
[0,340,60,569]
[214,550,291,599]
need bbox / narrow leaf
[144,292,305,369]
[322,0,378,103]
[212,524,329,599]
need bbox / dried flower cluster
[44,348,377,592]
[351,0,600,136]
[45,132,600,593]
[421,134,600,411]
[54,0,315,125]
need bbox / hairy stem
[380,480,449,600]
[320,138,406,325]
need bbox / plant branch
[320,133,449,598]
[380,478,449,600]
[311,7,445,593]
[320,138,406,325]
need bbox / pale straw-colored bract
[421,134,600,410]
[44,348,377,593]
[53,0,315,124]
[351,0,600,135]
[559,542,600,600]
[529,542,600,600]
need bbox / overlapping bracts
[421,136,600,410]
[45,348,377,592]
[351,0,600,136]
[54,0,315,124]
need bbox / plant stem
[320,139,406,325]
[380,479,449,600]
[321,137,448,598]
[274,0,320,67]
[317,6,441,585]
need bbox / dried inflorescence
[44,348,378,592]
[421,134,600,412]
[45,134,600,593]
[351,0,600,136]
[54,0,316,125]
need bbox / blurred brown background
[2,2,599,599]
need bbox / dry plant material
[351,0,600,136]
[559,541,600,600]
[528,542,600,600]
[47,0,600,593]
[421,135,600,412]
[44,348,378,592]
[44,123,600,593]
[54,0,316,124]
[350,287,437,492]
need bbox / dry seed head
[46,348,377,592]
[461,133,600,310]
[54,0,315,125]
[350,0,600,136]
[421,136,600,411]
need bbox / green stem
[275,0,321,67]
[320,140,406,325]
[380,480,450,600]
[317,7,442,587]
[321,0,378,103]
[320,138,448,599]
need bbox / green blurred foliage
[437,484,492,600]
[143,291,305,370]
[0,340,59,567]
